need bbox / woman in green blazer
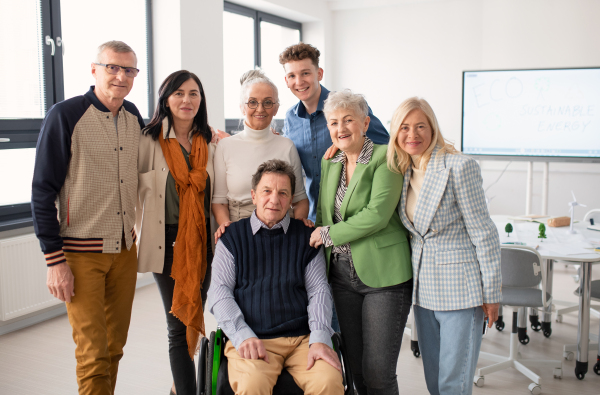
[309,90,412,395]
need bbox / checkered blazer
[399,146,501,311]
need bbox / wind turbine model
[568,191,586,234]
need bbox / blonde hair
[323,89,369,120]
[387,97,458,175]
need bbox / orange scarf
[159,126,208,359]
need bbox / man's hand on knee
[238,337,269,362]
[307,342,341,375]
[47,262,75,303]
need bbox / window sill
[0,217,33,232]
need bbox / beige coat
[136,119,216,273]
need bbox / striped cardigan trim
[62,237,103,253]
[45,250,66,266]
[59,228,136,255]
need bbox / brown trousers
[225,335,344,395]
[64,244,137,395]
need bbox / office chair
[474,246,562,395]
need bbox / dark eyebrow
[287,69,311,75]
[174,88,200,93]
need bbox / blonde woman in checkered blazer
[387,97,501,395]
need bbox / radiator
[0,234,62,321]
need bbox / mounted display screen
[461,67,600,162]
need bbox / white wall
[329,0,600,218]
[228,0,334,84]
[152,0,333,129]
[152,0,225,130]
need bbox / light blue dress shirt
[282,85,390,221]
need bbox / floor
[0,264,598,395]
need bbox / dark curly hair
[278,42,320,69]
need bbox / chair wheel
[564,352,574,361]
[541,322,552,338]
[553,368,562,379]
[528,383,542,395]
[495,320,505,331]
[520,334,530,345]
[555,314,563,323]
[474,376,484,387]
[593,362,599,375]
[575,361,587,380]
[529,315,541,332]
[411,340,420,358]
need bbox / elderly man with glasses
[31,40,144,395]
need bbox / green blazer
[316,144,412,288]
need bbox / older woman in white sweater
[212,70,309,235]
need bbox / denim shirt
[282,85,390,221]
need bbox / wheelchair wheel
[197,337,209,395]
[332,332,354,395]
[206,331,215,395]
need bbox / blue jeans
[330,253,413,395]
[413,305,484,395]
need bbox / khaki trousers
[225,335,344,395]
[64,244,138,395]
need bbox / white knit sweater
[212,123,308,204]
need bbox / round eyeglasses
[245,99,277,109]
[94,63,139,78]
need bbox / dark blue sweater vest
[220,217,320,339]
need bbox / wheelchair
[197,328,354,395]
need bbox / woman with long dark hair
[136,70,217,395]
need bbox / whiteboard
[462,68,600,161]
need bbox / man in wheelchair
[206,159,344,395]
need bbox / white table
[493,216,600,380]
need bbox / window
[60,0,152,118]
[223,2,301,133]
[0,0,153,230]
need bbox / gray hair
[95,40,137,65]
[323,89,369,120]
[239,69,279,109]
[251,159,296,196]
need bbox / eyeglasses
[245,99,277,109]
[94,63,139,78]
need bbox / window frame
[0,0,155,231]
[223,1,302,134]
